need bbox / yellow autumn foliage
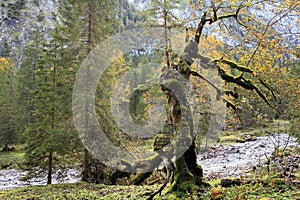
[0,57,10,72]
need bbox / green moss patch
[0,183,160,200]
[0,145,25,170]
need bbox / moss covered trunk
[164,12,209,191]
[165,87,205,191]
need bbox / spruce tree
[57,0,119,183]
[20,1,81,184]
[0,56,18,150]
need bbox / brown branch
[250,82,274,108]
[222,97,242,122]
[256,74,278,101]
[218,67,246,85]
[195,4,242,43]
[184,3,243,65]
[195,12,207,43]
[190,70,222,94]
[268,3,298,27]
[215,53,279,105]
[207,13,238,24]
[188,55,277,108]
[235,2,261,30]
[183,48,277,110]
[246,3,298,67]
[207,0,242,24]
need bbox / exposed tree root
[130,155,163,185]
[147,152,174,200]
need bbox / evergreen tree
[57,0,119,183]
[20,1,81,184]
[12,0,59,135]
[16,29,43,137]
[0,0,27,148]
[0,56,18,149]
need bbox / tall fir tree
[17,29,43,138]
[20,1,81,184]
[57,0,119,183]
[0,56,18,149]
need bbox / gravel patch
[198,134,299,179]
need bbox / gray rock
[0,168,81,191]
[197,134,299,180]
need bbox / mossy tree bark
[163,12,213,192]
[160,5,278,192]
[159,74,204,190]
[164,62,205,191]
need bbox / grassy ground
[0,145,25,170]
[205,180,300,200]
[0,177,299,200]
[0,183,161,200]
[217,119,293,144]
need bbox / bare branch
[246,2,298,67]
[195,12,207,43]
[147,151,174,200]
[222,97,242,122]
[190,70,222,95]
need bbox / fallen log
[221,178,267,187]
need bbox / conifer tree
[0,56,18,150]
[22,31,76,184]
[20,1,81,184]
[58,0,119,183]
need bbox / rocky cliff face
[0,0,57,60]
[0,0,142,61]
